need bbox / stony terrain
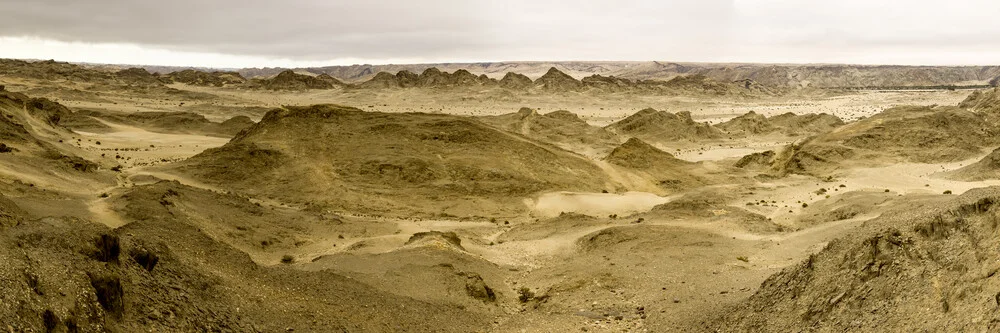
[4,58,1000,332]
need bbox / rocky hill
[224,61,1000,88]
[248,70,341,90]
[534,67,584,91]
[358,68,496,89]
[69,109,254,137]
[170,104,612,217]
[944,147,1000,181]
[605,108,722,143]
[165,69,246,87]
[717,111,844,137]
[770,105,998,176]
[0,184,489,332]
[960,87,1000,122]
[716,188,1000,331]
[477,107,619,154]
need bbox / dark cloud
[0,0,735,61]
[2,0,998,65]
[0,0,491,60]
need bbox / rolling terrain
[4,58,1000,332]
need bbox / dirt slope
[477,107,619,154]
[70,109,254,137]
[770,105,998,176]
[717,111,843,137]
[170,104,612,218]
[0,189,490,332]
[716,187,1000,332]
[605,108,722,143]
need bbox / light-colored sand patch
[530,191,671,218]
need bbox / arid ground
[3,59,1000,332]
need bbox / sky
[1,0,999,68]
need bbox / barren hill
[944,147,1000,181]
[359,67,495,89]
[170,104,612,217]
[717,111,843,136]
[249,70,340,90]
[0,182,490,332]
[770,105,998,176]
[716,188,1000,332]
[165,69,246,87]
[223,61,1000,88]
[69,109,254,137]
[604,138,707,190]
[605,108,722,143]
[960,87,1000,122]
[534,67,584,91]
[477,107,619,154]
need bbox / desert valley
[1,56,1000,332]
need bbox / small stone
[672,298,680,303]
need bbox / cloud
[0,0,998,66]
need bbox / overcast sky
[1,0,999,68]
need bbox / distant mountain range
[134,61,1000,88]
[7,58,1000,89]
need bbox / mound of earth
[499,72,533,90]
[767,112,844,135]
[170,104,611,217]
[307,245,507,314]
[0,90,109,176]
[497,213,606,242]
[358,68,495,89]
[605,137,687,169]
[580,74,636,92]
[658,74,765,96]
[251,70,339,90]
[769,105,999,176]
[716,187,1000,332]
[717,111,844,137]
[72,109,255,137]
[0,59,115,83]
[413,68,489,87]
[478,107,619,153]
[795,190,897,227]
[716,111,774,135]
[605,108,722,143]
[405,231,466,250]
[114,68,167,86]
[166,69,246,87]
[960,87,1000,123]
[534,67,583,92]
[734,150,776,169]
[0,195,488,332]
[605,138,722,191]
[113,180,395,264]
[647,187,784,233]
[944,147,1000,181]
